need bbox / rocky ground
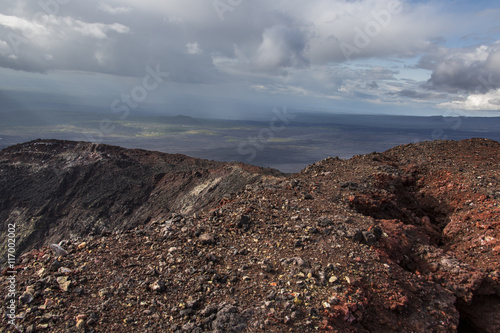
[1,138,499,332]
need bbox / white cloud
[164,16,183,24]
[72,21,129,39]
[98,4,131,15]
[0,13,48,37]
[0,13,129,40]
[253,25,308,71]
[186,42,202,55]
[0,40,11,55]
[94,50,106,66]
[438,89,500,111]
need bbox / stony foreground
[1,138,500,332]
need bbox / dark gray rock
[237,215,251,230]
[211,304,252,333]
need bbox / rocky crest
[0,140,283,264]
[1,138,499,332]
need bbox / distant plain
[1,109,499,173]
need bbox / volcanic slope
[0,139,283,263]
[1,138,500,332]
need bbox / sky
[0,0,500,119]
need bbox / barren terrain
[1,138,499,332]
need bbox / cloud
[98,4,131,15]
[0,0,449,77]
[212,0,446,77]
[0,40,10,55]
[235,65,400,102]
[253,25,308,71]
[366,81,379,89]
[390,89,448,100]
[0,13,48,37]
[0,13,129,40]
[422,43,500,93]
[72,21,130,39]
[419,42,500,113]
[303,0,443,63]
[438,89,500,111]
[186,41,202,55]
